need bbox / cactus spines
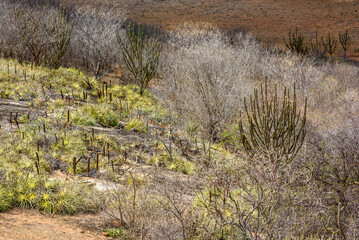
[321,32,337,57]
[339,29,352,58]
[117,23,162,95]
[238,80,307,165]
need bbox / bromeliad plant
[117,23,162,95]
[238,80,307,166]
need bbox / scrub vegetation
[0,0,359,239]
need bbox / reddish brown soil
[0,208,108,240]
[61,0,359,56]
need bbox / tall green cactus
[321,32,337,57]
[284,28,309,55]
[310,31,324,58]
[339,29,352,58]
[238,80,307,165]
[117,23,162,95]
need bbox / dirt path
[0,208,109,240]
[0,99,30,130]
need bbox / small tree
[339,29,352,58]
[321,32,337,58]
[10,4,72,68]
[117,23,162,95]
[238,80,307,166]
[74,7,124,79]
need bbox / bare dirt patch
[0,208,109,240]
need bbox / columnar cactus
[339,29,352,58]
[117,24,162,95]
[284,28,308,55]
[321,32,337,57]
[238,80,307,165]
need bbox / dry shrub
[71,6,126,79]
[0,0,73,67]
[300,111,359,238]
[158,23,259,139]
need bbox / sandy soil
[0,208,109,240]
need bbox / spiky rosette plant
[238,80,307,166]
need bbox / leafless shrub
[0,0,23,58]
[301,110,359,239]
[73,6,126,79]
[158,25,258,140]
[153,179,203,240]
[3,2,73,68]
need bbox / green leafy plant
[117,23,162,95]
[98,110,119,128]
[238,80,307,165]
[125,118,147,133]
[104,227,128,239]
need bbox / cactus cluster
[238,80,307,165]
[284,28,352,59]
[284,28,309,55]
[321,32,337,57]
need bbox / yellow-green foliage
[0,185,12,212]
[72,105,119,127]
[0,57,179,216]
[111,84,171,123]
[0,59,97,101]
[147,148,195,175]
[125,118,147,133]
[104,227,129,239]
[1,172,100,214]
[169,158,195,175]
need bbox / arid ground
[60,0,359,57]
[0,208,108,240]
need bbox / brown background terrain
[60,0,359,57]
